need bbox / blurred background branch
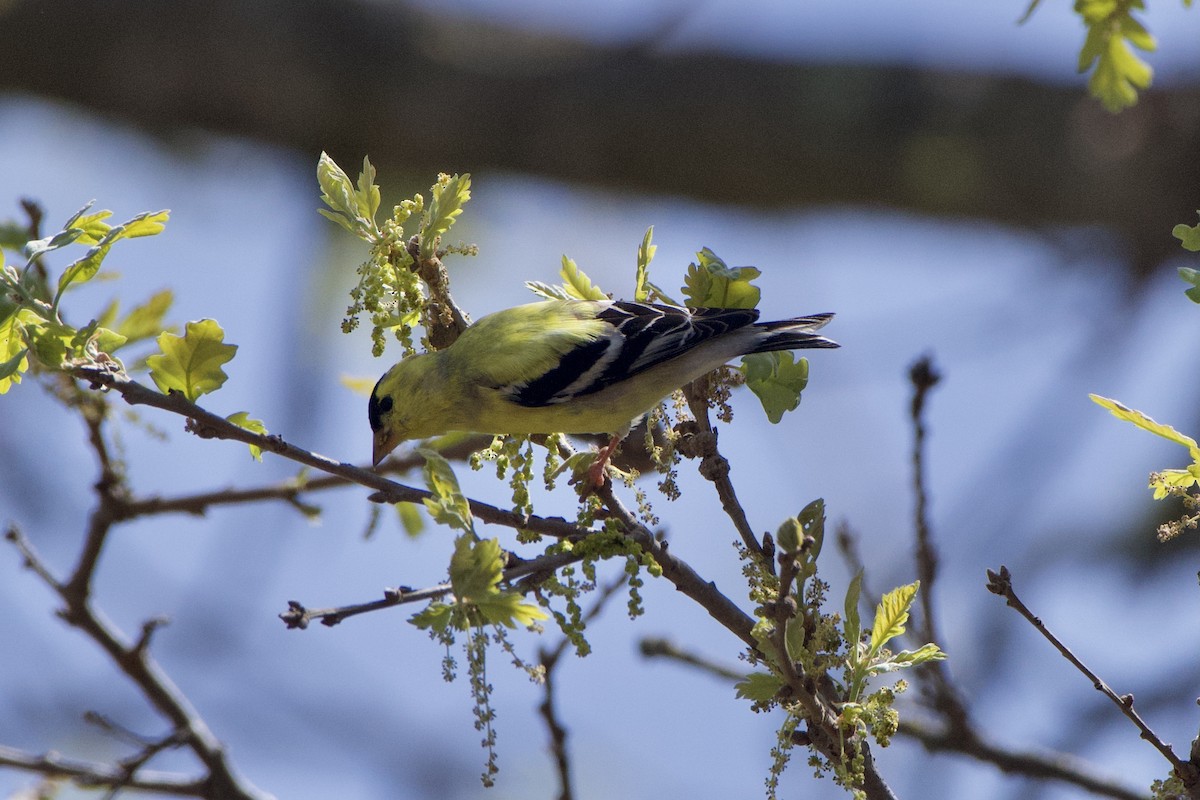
[2,0,1197,276]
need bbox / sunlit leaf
[1090,394,1199,457]
[735,671,784,702]
[682,248,761,309]
[559,255,607,300]
[634,226,656,302]
[420,173,471,260]
[740,351,809,423]
[870,581,919,656]
[419,447,475,535]
[146,319,237,402]
[226,411,268,461]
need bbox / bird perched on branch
[369,299,837,482]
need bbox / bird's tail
[749,313,839,352]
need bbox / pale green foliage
[1090,394,1200,540]
[525,256,608,301]
[1,202,175,394]
[736,498,944,797]
[225,411,268,461]
[147,319,238,402]
[1023,0,1178,111]
[417,447,477,536]
[1171,212,1200,302]
[844,580,946,705]
[740,351,810,424]
[420,173,473,261]
[320,153,475,358]
[634,226,656,302]
[1075,0,1155,112]
[683,248,762,309]
[317,153,381,241]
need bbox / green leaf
[53,210,169,307]
[114,289,175,346]
[1090,394,1200,458]
[418,447,476,535]
[775,516,801,555]
[146,319,238,401]
[0,309,37,393]
[870,581,919,656]
[844,570,864,656]
[634,226,656,302]
[446,533,548,629]
[226,411,268,461]
[559,255,608,300]
[884,643,947,669]
[395,501,426,537]
[734,671,784,702]
[739,351,809,423]
[1172,214,1200,252]
[524,280,573,301]
[798,498,826,561]
[1076,2,1156,112]
[410,601,455,632]
[0,345,28,391]
[420,173,471,260]
[1179,268,1200,304]
[27,318,75,368]
[449,534,502,601]
[71,209,114,245]
[784,615,806,663]
[356,156,382,226]
[682,248,762,308]
[317,152,382,242]
[1151,467,1200,500]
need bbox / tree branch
[987,565,1200,797]
[0,745,210,798]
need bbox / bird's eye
[379,395,394,414]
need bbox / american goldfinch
[369,299,837,477]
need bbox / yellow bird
[369,299,837,480]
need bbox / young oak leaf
[1171,212,1200,252]
[147,319,237,402]
[225,411,268,461]
[420,173,472,260]
[559,255,608,301]
[734,671,784,703]
[634,226,656,303]
[870,581,919,657]
[739,351,809,424]
[54,210,170,307]
[317,152,380,240]
[1089,395,1200,458]
[418,447,475,536]
[446,534,548,629]
[682,248,761,309]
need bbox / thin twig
[908,354,942,646]
[905,355,971,733]
[679,379,765,562]
[4,393,271,800]
[899,716,1150,800]
[638,637,746,681]
[987,565,1200,796]
[537,575,628,800]
[0,745,208,797]
[279,549,589,628]
[6,527,269,800]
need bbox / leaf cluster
[320,153,475,357]
[1090,394,1200,540]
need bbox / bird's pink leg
[587,434,621,486]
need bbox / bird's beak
[372,430,400,467]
